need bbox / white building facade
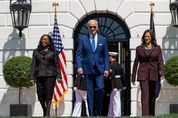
[0,0,177,116]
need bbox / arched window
[74,13,130,42]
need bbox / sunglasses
[89,26,96,29]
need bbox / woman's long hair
[141,29,157,46]
[37,34,55,51]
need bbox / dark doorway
[73,13,131,116]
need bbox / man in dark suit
[76,19,109,116]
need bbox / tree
[164,55,178,86]
[3,56,34,104]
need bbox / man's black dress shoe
[96,109,102,117]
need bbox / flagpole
[150,2,161,101]
[52,2,59,117]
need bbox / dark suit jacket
[74,74,87,90]
[29,49,62,80]
[76,33,109,74]
[109,62,126,89]
[132,44,164,82]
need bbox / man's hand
[73,87,78,91]
[29,80,34,85]
[160,76,164,80]
[104,71,109,78]
[57,78,62,83]
[118,87,126,91]
[77,68,83,74]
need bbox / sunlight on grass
[0,114,178,118]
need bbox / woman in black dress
[29,34,62,116]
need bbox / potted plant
[164,55,178,113]
[3,56,34,116]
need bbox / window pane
[78,16,126,40]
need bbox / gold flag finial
[52,2,59,16]
[150,2,154,10]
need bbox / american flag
[52,15,68,105]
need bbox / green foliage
[164,55,178,86]
[3,56,34,88]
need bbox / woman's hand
[160,76,164,80]
[132,81,136,86]
[57,78,62,83]
[29,80,34,85]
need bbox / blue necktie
[92,36,95,52]
[92,36,95,65]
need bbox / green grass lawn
[1,114,178,118]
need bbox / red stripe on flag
[58,57,68,85]
[60,81,65,92]
[55,82,62,97]
[53,90,58,102]
[58,58,67,91]
[61,51,67,65]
